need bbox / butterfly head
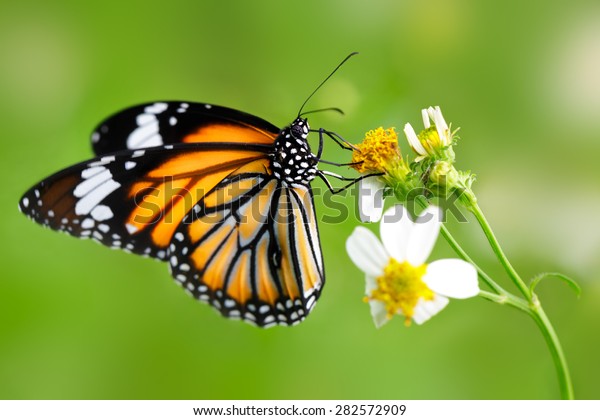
[290,117,310,141]
[271,118,318,186]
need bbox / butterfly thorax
[271,118,318,186]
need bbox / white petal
[437,127,447,146]
[412,294,449,325]
[406,205,442,266]
[433,106,449,131]
[426,107,435,122]
[429,106,449,145]
[365,275,377,295]
[421,108,431,129]
[380,204,413,262]
[369,300,389,328]
[358,177,386,223]
[346,227,388,277]
[403,123,427,156]
[423,259,479,298]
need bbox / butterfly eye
[290,118,309,140]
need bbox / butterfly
[18,55,359,328]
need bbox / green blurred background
[1,0,599,400]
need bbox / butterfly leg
[315,128,325,160]
[313,129,360,168]
[318,158,359,167]
[310,128,358,153]
[317,170,383,194]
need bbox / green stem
[478,290,530,312]
[439,225,505,295]
[395,187,573,398]
[529,301,575,399]
[411,194,505,295]
[463,194,573,399]
[465,198,531,300]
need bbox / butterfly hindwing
[91,101,280,156]
[168,174,324,327]
[19,142,273,261]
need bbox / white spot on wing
[136,113,155,125]
[82,166,105,179]
[74,179,120,216]
[91,204,114,221]
[306,295,316,310]
[74,169,111,198]
[127,121,162,149]
[141,134,162,148]
[125,161,136,170]
[81,218,95,229]
[125,223,139,234]
[144,102,168,114]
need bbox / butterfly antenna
[299,107,345,117]
[297,52,358,118]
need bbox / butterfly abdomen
[271,118,318,187]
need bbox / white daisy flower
[346,204,479,327]
[423,106,450,146]
[404,106,454,161]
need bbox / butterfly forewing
[91,101,280,156]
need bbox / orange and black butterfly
[19,55,359,327]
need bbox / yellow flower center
[417,126,456,163]
[419,126,444,154]
[367,258,434,325]
[351,127,401,173]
